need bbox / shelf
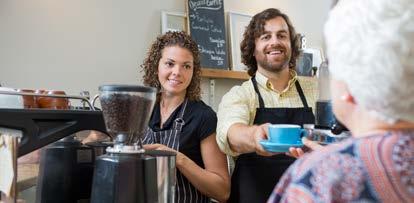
[201,68,250,80]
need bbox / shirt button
[266,83,272,89]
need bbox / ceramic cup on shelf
[37,90,69,109]
[17,89,38,109]
[34,89,46,104]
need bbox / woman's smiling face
[158,45,194,97]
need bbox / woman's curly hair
[241,8,301,76]
[141,31,201,101]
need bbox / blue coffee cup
[268,124,306,144]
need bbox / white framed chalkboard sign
[187,0,229,70]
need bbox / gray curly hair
[325,0,414,123]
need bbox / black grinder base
[90,152,158,203]
[36,138,94,203]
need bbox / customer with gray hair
[268,0,414,202]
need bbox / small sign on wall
[187,0,229,69]
[228,12,252,72]
[161,11,187,34]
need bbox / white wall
[0,0,331,110]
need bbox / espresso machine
[309,61,350,144]
[90,85,176,203]
[0,90,108,202]
[0,86,177,203]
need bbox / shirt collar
[255,69,298,93]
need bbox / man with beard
[216,8,317,203]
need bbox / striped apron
[142,99,210,203]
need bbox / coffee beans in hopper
[100,94,153,137]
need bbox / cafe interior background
[0,0,332,202]
[0,0,331,111]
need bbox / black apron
[228,76,315,203]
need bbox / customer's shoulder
[303,130,414,159]
[355,130,414,159]
[294,139,357,173]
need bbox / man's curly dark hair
[141,31,201,101]
[241,8,300,76]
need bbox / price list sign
[187,0,229,69]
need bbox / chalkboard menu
[187,0,228,69]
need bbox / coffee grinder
[90,85,176,203]
[309,61,350,144]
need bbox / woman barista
[140,31,230,203]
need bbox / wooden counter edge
[201,68,250,80]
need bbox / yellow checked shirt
[216,70,318,157]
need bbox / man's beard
[257,55,290,73]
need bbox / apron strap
[172,98,188,132]
[294,80,310,109]
[251,76,265,108]
[252,76,311,109]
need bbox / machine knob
[331,122,346,135]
